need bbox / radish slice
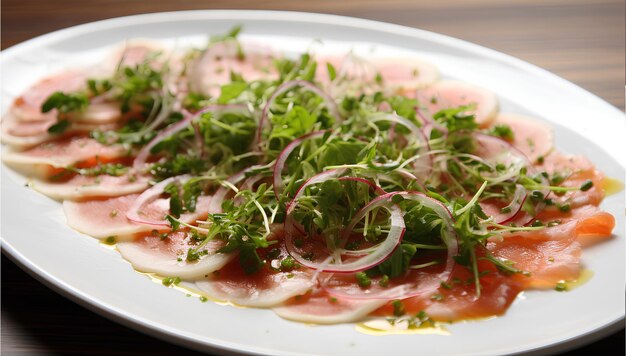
[273,130,329,200]
[126,175,190,226]
[255,80,340,146]
[2,137,127,179]
[133,104,247,171]
[29,174,150,201]
[196,268,315,308]
[285,174,405,273]
[117,231,234,280]
[273,289,388,324]
[416,80,499,127]
[64,194,211,241]
[324,191,458,299]
[195,239,315,308]
[491,113,553,163]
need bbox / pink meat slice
[64,194,211,240]
[67,102,122,125]
[273,289,388,324]
[315,55,438,91]
[490,113,553,163]
[195,240,315,308]
[191,41,278,96]
[1,112,119,150]
[416,80,498,127]
[537,205,615,247]
[488,223,582,289]
[117,230,233,280]
[2,137,127,179]
[30,173,150,200]
[373,57,439,90]
[9,70,87,122]
[539,151,606,208]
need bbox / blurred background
[2,0,624,354]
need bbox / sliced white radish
[195,234,317,307]
[273,289,388,324]
[191,41,278,96]
[126,175,191,226]
[2,137,127,179]
[316,55,438,95]
[196,265,315,308]
[63,194,211,241]
[30,173,150,200]
[1,114,118,150]
[373,57,439,90]
[117,231,234,280]
[9,70,87,122]
[67,102,122,125]
[416,80,498,127]
[491,113,553,163]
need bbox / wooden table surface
[1,0,624,354]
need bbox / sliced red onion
[126,174,191,226]
[337,177,387,195]
[323,191,458,299]
[285,168,347,213]
[255,80,340,146]
[472,133,529,184]
[207,165,263,214]
[285,186,405,273]
[416,107,447,139]
[133,104,247,172]
[388,121,397,143]
[368,113,433,181]
[241,173,266,192]
[273,130,329,201]
[481,184,528,225]
[508,171,550,226]
[368,112,420,138]
[472,133,549,225]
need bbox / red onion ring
[337,176,387,195]
[133,104,247,172]
[480,184,528,225]
[368,113,433,181]
[473,133,549,225]
[416,107,447,139]
[273,130,329,201]
[126,174,191,226]
[323,191,458,299]
[285,184,406,273]
[207,165,263,214]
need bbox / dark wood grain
[1,0,624,354]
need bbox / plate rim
[1,9,624,356]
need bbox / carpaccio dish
[1,28,617,329]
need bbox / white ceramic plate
[1,10,624,356]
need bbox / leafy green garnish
[47,120,71,134]
[41,92,89,113]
